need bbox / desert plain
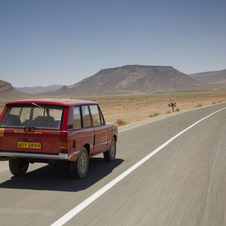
[0,90,226,125]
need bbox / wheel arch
[83,143,90,155]
[113,133,117,143]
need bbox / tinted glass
[81,105,91,127]
[73,106,82,129]
[0,104,64,130]
[90,105,101,126]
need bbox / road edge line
[51,106,226,226]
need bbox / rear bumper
[0,151,68,160]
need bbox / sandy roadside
[0,90,226,125]
[99,90,226,124]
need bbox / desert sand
[95,90,226,124]
[0,90,226,125]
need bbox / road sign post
[169,103,176,113]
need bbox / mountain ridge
[1,65,225,100]
[15,85,64,94]
[0,80,30,101]
[189,69,226,84]
[42,65,223,97]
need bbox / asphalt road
[1,103,226,226]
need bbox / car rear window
[0,104,64,130]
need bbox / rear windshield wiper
[32,103,50,117]
[32,103,44,109]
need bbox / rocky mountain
[43,65,223,97]
[15,85,64,94]
[1,65,225,100]
[189,69,226,85]
[0,80,30,101]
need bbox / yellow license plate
[17,142,41,149]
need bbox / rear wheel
[9,159,29,176]
[104,137,116,162]
[70,147,89,179]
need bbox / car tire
[9,159,29,176]
[104,137,116,162]
[70,147,89,179]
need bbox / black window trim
[70,104,106,130]
[81,105,92,128]
[89,104,106,127]
[98,105,106,125]
[72,106,82,130]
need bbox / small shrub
[166,111,171,114]
[175,108,180,112]
[196,104,202,108]
[150,112,159,117]
[212,102,216,104]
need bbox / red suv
[0,99,118,179]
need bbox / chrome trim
[0,151,68,160]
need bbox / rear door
[68,105,95,157]
[89,104,108,154]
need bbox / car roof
[6,99,98,107]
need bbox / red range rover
[0,99,118,179]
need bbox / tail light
[60,141,68,153]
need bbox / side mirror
[116,119,122,124]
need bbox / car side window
[90,105,104,126]
[99,107,105,125]
[81,105,91,128]
[73,106,82,129]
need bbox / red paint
[0,99,118,164]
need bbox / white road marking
[51,106,226,226]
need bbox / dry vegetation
[0,90,226,125]
[86,90,226,124]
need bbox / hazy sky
[1,0,226,87]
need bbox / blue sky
[1,0,226,87]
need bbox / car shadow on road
[0,157,124,192]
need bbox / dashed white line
[51,107,226,226]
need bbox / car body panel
[0,99,118,165]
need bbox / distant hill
[15,85,64,94]
[0,80,30,101]
[189,69,226,84]
[43,65,223,97]
[1,66,225,100]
